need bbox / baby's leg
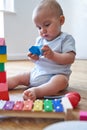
[7,72,30,89]
[23,74,68,101]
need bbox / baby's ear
[59,15,65,25]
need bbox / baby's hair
[34,0,63,17]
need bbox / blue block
[0,45,7,54]
[29,46,43,56]
[52,99,61,105]
[53,99,64,112]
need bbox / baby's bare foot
[23,88,37,101]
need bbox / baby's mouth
[43,34,49,38]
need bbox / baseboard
[76,56,87,60]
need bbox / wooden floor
[0,59,87,130]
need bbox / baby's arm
[42,45,75,65]
[51,51,75,64]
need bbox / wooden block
[23,99,33,111]
[0,54,7,63]
[13,101,24,110]
[52,99,64,112]
[44,99,53,112]
[0,63,5,72]
[80,111,87,121]
[0,90,9,101]
[33,99,43,111]
[0,82,9,100]
[0,45,7,54]
[0,38,5,45]
[0,82,8,91]
[3,101,14,110]
[0,71,6,83]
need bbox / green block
[44,99,53,112]
[0,63,5,71]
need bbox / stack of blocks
[0,38,9,100]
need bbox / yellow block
[0,54,7,63]
[33,99,43,111]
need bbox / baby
[8,0,76,101]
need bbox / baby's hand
[28,52,39,60]
[41,45,54,59]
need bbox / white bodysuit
[29,32,76,87]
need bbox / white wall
[59,0,87,59]
[0,12,4,37]
[4,0,40,60]
[3,0,87,60]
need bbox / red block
[0,82,9,100]
[0,71,6,83]
[0,91,9,100]
[13,101,24,110]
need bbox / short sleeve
[62,35,76,54]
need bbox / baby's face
[33,9,64,41]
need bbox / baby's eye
[36,26,41,30]
[38,27,41,30]
[45,23,50,27]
